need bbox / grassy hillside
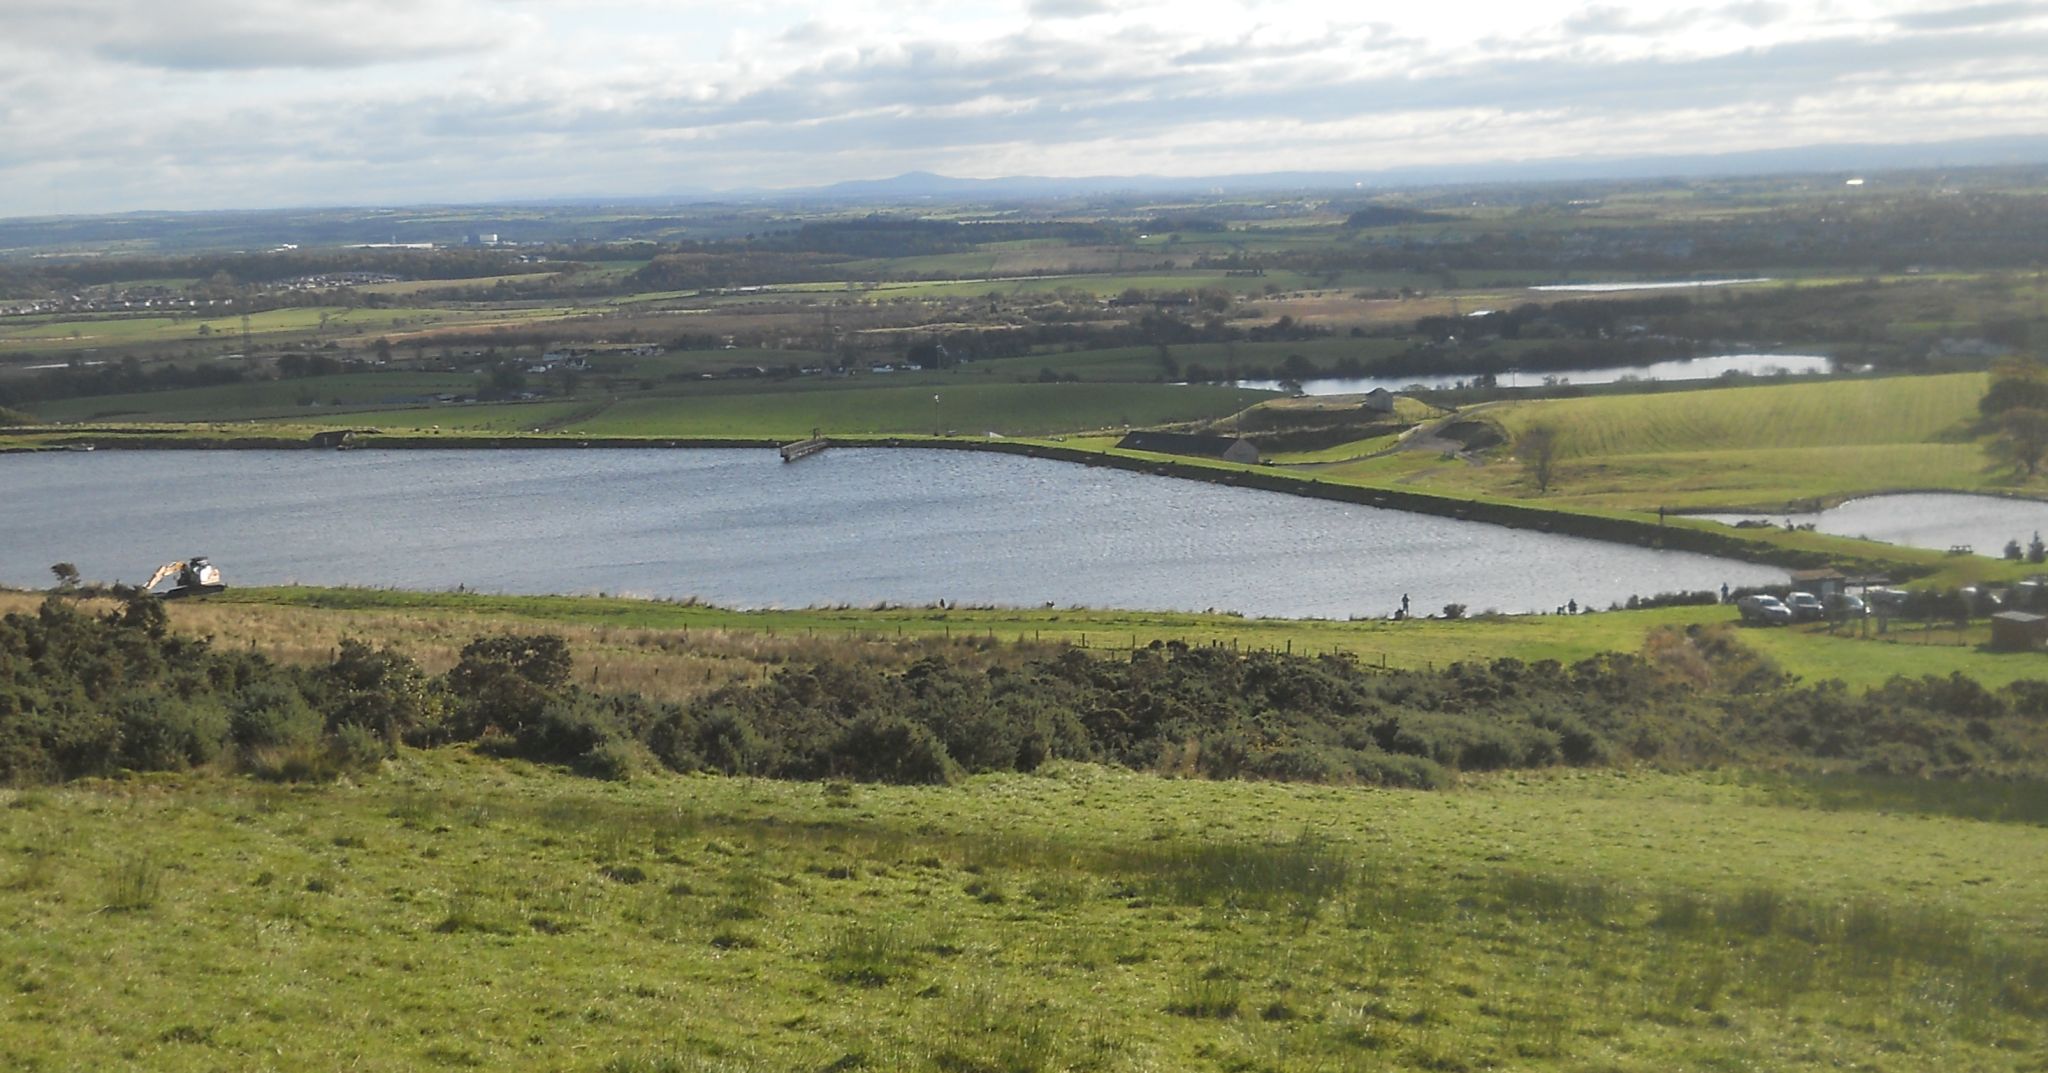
[5,754,2046,1072]
[1315,373,2040,510]
[1493,374,1987,458]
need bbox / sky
[2,0,2046,216]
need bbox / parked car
[1960,586,2006,616]
[1737,594,1794,625]
[1786,591,1826,621]
[1866,588,1909,612]
[1824,593,1867,618]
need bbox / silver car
[1738,594,1794,625]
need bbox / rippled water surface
[1236,353,1834,396]
[1702,494,2048,559]
[0,449,1785,617]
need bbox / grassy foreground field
[5,753,2046,1072]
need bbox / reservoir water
[1235,353,1835,396]
[1527,278,1774,293]
[1701,494,2048,560]
[0,449,1783,618]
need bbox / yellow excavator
[143,556,226,599]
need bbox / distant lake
[1234,353,1835,396]
[1528,278,1774,292]
[1700,494,2048,559]
[0,449,1784,618]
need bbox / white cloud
[1,0,2045,214]
[4,0,522,71]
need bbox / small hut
[1990,611,2048,652]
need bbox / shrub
[834,713,961,785]
[112,693,227,771]
[318,640,436,743]
[578,738,642,781]
[331,723,391,769]
[229,680,323,752]
[686,709,767,775]
[1349,751,1449,789]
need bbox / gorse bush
[9,600,2048,789]
[0,596,423,782]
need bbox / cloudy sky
[3,0,2045,216]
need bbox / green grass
[0,306,568,351]
[283,383,1271,439]
[109,585,2048,691]
[1495,374,1988,459]
[32,373,494,423]
[5,753,2048,1071]
[1315,372,2046,511]
[554,382,1273,438]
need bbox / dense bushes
[9,599,2048,788]
[0,596,422,782]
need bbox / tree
[1981,357,2048,418]
[49,562,80,591]
[1998,407,2048,477]
[1520,424,1561,493]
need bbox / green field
[29,373,495,423]
[1496,374,1987,458]
[21,586,2019,693]
[370,382,1276,439]
[7,751,2046,1072]
[0,306,568,352]
[1313,373,2040,511]
[634,382,1263,438]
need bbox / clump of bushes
[10,597,2048,790]
[0,596,426,783]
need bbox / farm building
[1361,388,1397,414]
[1115,431,1260,464]
[1990,611,2048,652]
[1789,568,1847,599]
